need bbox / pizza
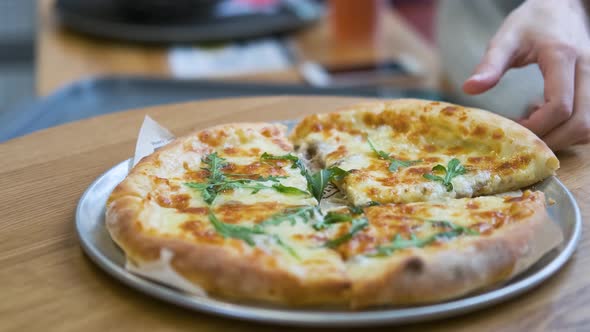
[106,99,563,308]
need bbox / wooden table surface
[36,0,440,96]
[1,96,588,331]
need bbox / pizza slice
[290,99,559,205]
[310,191,562,308]
[107,123,350,306]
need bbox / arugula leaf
[389,160,419,172]
[201,152,227,183]
[272,235,300,259]
[208,212,265,246]
[271,184,310,196]
[313,211,353,230]
[426,219,479,235]
[225,174,286,182]
[260,152,309,180]
[367,138,421,172]
[307,166,349,201]
[184,182,208,190]
[372,219,478,256]
[260,152,300,167]
[324,217,369,248]
[422,158,466,191]
[258,206,319,228]
[348,201,381,215]
[374,234,430,256]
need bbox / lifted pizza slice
[291,99,559,205]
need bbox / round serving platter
[76,158,581,327]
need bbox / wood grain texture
[0,96,588,332]
[36,0,439,96]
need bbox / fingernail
[469,73,488,81]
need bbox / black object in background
[55,0,323,43]
[0,77,445,142]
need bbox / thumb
[463,40,517,95]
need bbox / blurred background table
[37,0,440,96]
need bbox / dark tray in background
[0,77,444,142]
[55,0,323,43]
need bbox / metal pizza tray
[76,159,581,327]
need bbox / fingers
[542,53,590,151]
[519,45,577,137]
[463,36,518,95]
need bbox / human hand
[463,0,590,151]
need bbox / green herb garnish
[367,138,421,172]
[313,211,353,230]
[271,183,311,196]
[324,217,369,248]
[261,152,300,167]
[306,166,349,201]
[208,212,265,246]
[372,219,478,256]
[272,235,300,259]
[422,158,466,192]
[348,201,381,215]
[258,206,319,228]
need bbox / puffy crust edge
[349,192,563,308]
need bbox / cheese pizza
[106,99,562,308]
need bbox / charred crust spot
[459,125,469,136]
[272,138,292,151]
[327,145,348,160]
[214,202,284,224]
[466,201,480,209]
[198,130,231,147]
[181,207,209,214]
[405,257,425,274]
[180,221,223,243]
[223,147,238,155]
[367,187,380,196]
[446,146,464,154]
[405,167,431,175]
[472,125,487,137]
[363,112,384,127]
[423,144,437,153]
[492,128,505,139]
[261,127,279,138]
[423,156,442,163]
[311,123,322,132]
[441,106,458,116]
[495,154,532,174]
